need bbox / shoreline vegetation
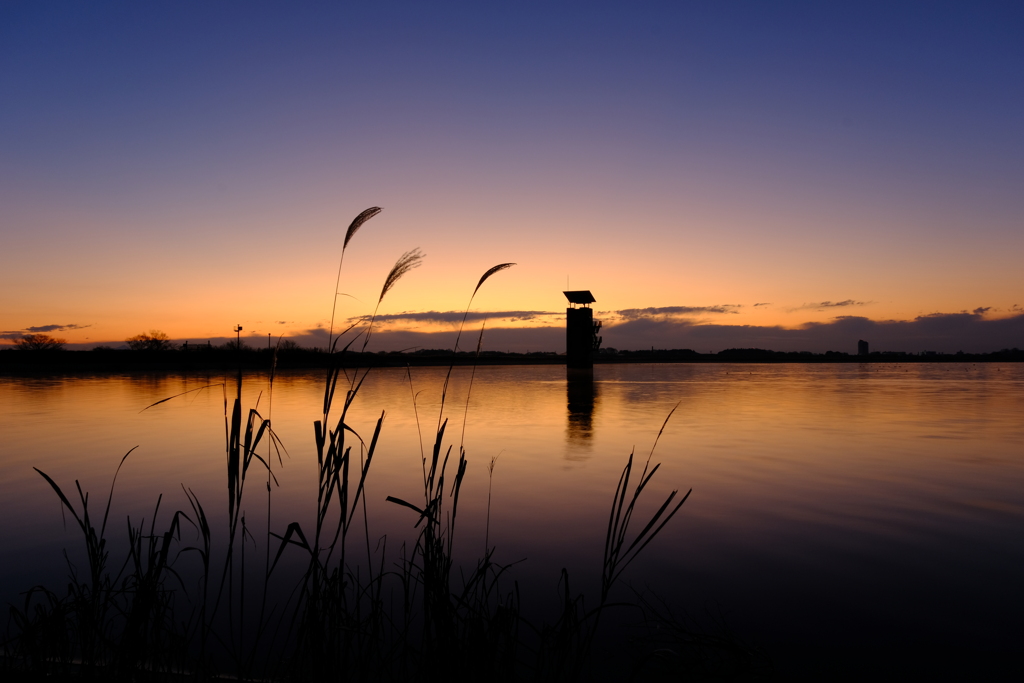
[2,346,1021,375]
[2,209,771,681]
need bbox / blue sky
[2,1,1022,352]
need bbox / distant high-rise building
[858,339,869,356]
[564,290,601,368]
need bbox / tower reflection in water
[566,367,599,447]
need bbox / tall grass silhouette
[5,207,693,682]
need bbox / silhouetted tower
[858,339,869,356]
[564,290,602,368]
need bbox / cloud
[613,305,740,320]
[29,323,91,332]
[296,327,331,344]
[794,300,868,311]
[973,307,991,315]
[753,302,771,307]
[349,310,559,325]
[1,323,91,340]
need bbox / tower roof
[563,290,595,304]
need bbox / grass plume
[378,248,424,304]
[329,206,383,350]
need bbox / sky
[2,1,1022,353]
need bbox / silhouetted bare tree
[126,330,172,351]
[14,334,66,350]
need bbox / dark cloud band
[349,310,558,324]
[310,311,1024,354]
[613,305,740,320]
[795,300,869,310]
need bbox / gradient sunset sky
[3,2,1022,353]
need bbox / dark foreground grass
[3,209,771,682]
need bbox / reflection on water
[565,367,599,448]
[2,363,1024,675]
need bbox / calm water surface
[2,363,1022,676]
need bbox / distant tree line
[6,333,1023,364]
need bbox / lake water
[2,363,1023,678]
